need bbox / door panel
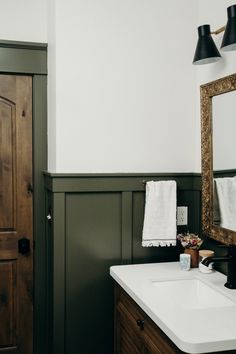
[0,98,16,229]
[0,262,17,347]
[0,75,33,354]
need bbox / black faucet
[201,246,236,289]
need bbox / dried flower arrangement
[177,232,203,250]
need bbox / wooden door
[0,75,33,354]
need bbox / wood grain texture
[0,75,33,354]
[115,284,182,354]
[0,235,18,260]
[0,262,16,347]
[0,97,16,230]
[15,76,33,354]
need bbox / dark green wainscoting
[44,172,201,354]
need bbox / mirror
[201,73,236,245]
[213,91,236,232]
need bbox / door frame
[0,40,48,354]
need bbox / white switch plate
[177,206,188,226]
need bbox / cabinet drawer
[115,285,182,354]
[118,309,145,354]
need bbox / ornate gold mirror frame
[201,73,236,245]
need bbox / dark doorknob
[18,238,30,255]
[137,319,145,330]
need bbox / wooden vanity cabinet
[114,284,184,354]
[114,284,236,354]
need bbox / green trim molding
[44,172,201,192]
[0,39,47,74]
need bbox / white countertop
[110,262,236,353]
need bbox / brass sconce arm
[211,26,226,35]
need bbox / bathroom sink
[152,278,235,310]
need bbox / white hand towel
[214,177,236,231]
[142,180,177,247]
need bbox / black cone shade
[193,25,221,65]
[221,5,236,51]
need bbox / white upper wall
[47,0,57,171]
[0,0,47,42]
[1,1,235,173]
[49,0,198,173]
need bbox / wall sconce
[193,4,236,65]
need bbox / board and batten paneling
[44,173,201,354]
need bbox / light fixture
[221,5,236,51]
[193,4,236,65]
[193,25,221,65]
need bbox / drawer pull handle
[137,319,145,330]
